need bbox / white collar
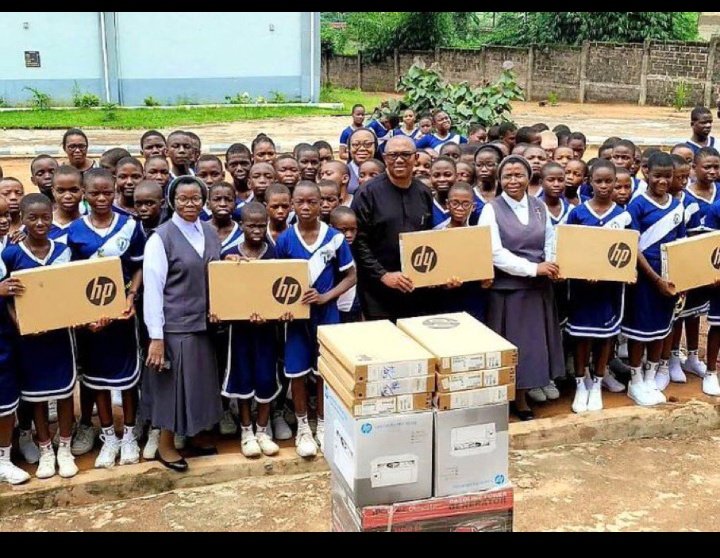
[172,212,203,233]
[501,192,528,209]
[294,221,328,253]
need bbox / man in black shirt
[351,136,435,321]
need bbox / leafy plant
[175,95,199,106]
[269,90,288,104]
[548,91,559,107]
[23,86,52,110]
[100,102,118,122]
[225,92,252,105]
[71,82,100,108]
[0,96,8,108]
[397,61,524,133]
[673,81,691,112]
[144,96,161,107]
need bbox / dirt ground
[2,432,720,532]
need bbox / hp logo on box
[494,474,506,485]
[361,423,373,435]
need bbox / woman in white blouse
[143,176,223,470]
[478,156,564,421]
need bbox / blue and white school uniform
[545,198,572,327]
[579,183,593,200]
[470,187,488,226]
[0,238,19,417]
[704,201,720,326]
[219,223,244,259]
[111,202,136,218]
[67,214,145,391]
[49,217,79,245]
[630,177,647,201]
[395,127,421,141]
[339,125,362,148]
[686,137,717,156]
[622,193,686,342]
[432,198,450,230]
[565,203,633,339]
[415,133,468,152]
[275,222,355,377]
[677,184,720,318]
[546,198,572,227]
[221,243,281,403]
[3,241,77,403]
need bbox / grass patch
[0,88,398,130]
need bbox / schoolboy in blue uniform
[430,156,456,229]
[686,106,716,156]
[49,165,84,245]
[564,161,633,414]
[4,194,78,480]
[275,182,356,458]
[222,203,282,458]
[622,152,686,408]
[67,168,145,469]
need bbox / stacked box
[397,312,518,410]
[317,320,437,418]
[331,476,514,532]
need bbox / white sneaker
[119,435,140,465]
[240,430,262,458]
[94,435,120,469]
[542,382,561,401]
[36,445,56,479]
[48,400,58,423]
[683,355,707,379]
[669,356,687,383]
[71,423,97,456]
[527,388,547,403]
[572,382,589,414]
[315,420,325,453]
[143,428,161,460]
[56,445,78,478]
[602,373,626,393]
[656,364,671,392]
[703,372,720,396]
[628,382,656,407]
[295,429,318,458]
[18,430,40,464]
[111,390,123,407]
[174,434,186,450]
[219,410,238,436]
[256,431,280,456]
[644,365,666,404]
[271,410,293,441]
[0,458,30,485]
[587,378,604,412]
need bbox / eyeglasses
[351,141,375,150]
[66,144,88,152]
[385,151,416,162]
[449,201,473,210]
[175,196,204,206]
[475,162,497,169]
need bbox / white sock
[659,359,669,368]
[123,425,135,440]
[671,350,681,359]
[644,362,659,382]
[241,425,253,435]
[0,446,10,460]
[101,426,116,440]
[630,367,643,385]
[59,436,72,448]
[39,440,52,452]
[296,414,310,432]
[19,429,32,438]
[575,377,586,388]
[688,350,700,362]
[256,425,268,435]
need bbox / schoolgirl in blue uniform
[564,161,633,414]
[49,165,84,245]
[471,145,503,225]
[276,182,356,459]
[221,203,282,458]
[4,194,78,479]
[339,104,367,162]
[67,168,145,469]
[415,111,468,151]
[622,152,686,408]
[112,157,143,218]
[430,156,456,229]
[668,147,720,386]
[701,197,720,395]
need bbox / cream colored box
[396,313,517,375]
[434,385,516,411]
[12,257,127,335]
[208,260,309,321]
[317,321,436,383]
[399,226,493,289]
[436,367,516,393]
[554,225,639,283]
[661,231,720,293]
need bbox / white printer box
[324,383,433,507]
[433,404,510,498]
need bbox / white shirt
[143,213,206,340]
[478,192,555,278]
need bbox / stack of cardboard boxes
[319,313,517,532]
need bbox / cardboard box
[399,226,494,288]
[208,260,309,321]
[318,321,436,383]
[397,313,518,375]
[320,348,435,398]
[434,385,515,410]
[331,477,514,532]
[433,404,509,497]
[323,384,434,507]
[436,367,516,393]
[12,257,126,335]
[319,358,432,417]
[662,231,720,293]
[554,224,639,283]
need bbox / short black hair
[140,130,166,148]
[359,159,385,172]
[208,181,235,196]
[293,180,321,197]
[468,122,486,135]
[642,147,662,160]
[196,154,223,168]
[460,144,480,157]
[552,124,571,135]
[62,128,88,148]
[30,154,59,174]
[321,160,350,175]
[647,151,674,171]
[671,155,690,169]
[515,127,537,145]
[691,106,713,122]
[185,131,201,148]
[252,134,275,153]
[431,156,457,170]
[439,143,461,155]
[498,122,517,137]
[20,193,52,214]
[613,139,637,153]
[448,182,473,196]
[318,179,340,194]
[313,140,333,153]
[615,166,632,176]
[694,146,720,163]
[330,206,356,225]
[475,144,504,163]
[83,167,113,189]
[100,148,132,168]
[240,201,267,222]
[134,180,163,198]
[265,183,291,200]
[531,123,550,132]
[294,143,319,158]
[568,132,587,145]
[226,143,251,160]
[115,156,143,172]
[144,155,169,169]
[53,164,82,184]
[590,159,617,178]
[542,162,564,178]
